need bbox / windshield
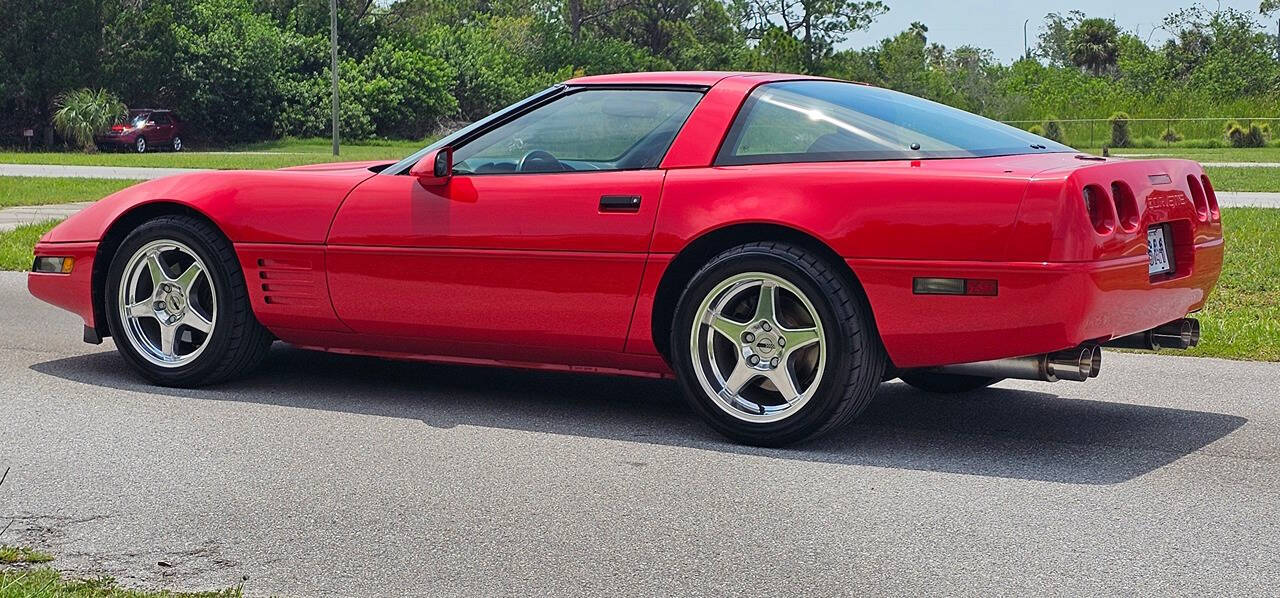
[717,80,1072,165]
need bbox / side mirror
[410,147,453,186]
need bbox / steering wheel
[517,149,565,173]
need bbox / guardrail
[1000,117,1280,148]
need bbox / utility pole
[1023,18,1029,61]
[330,0,340,156]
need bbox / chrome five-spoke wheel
[691,272,825,423]
[117,239,217,367]
[672,242,885,446]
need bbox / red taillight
[111,124,125,132]
[1186,175,1209,222]
[1082,184,1116,235]
[1110,181,1140,232]
[1201,175,1220,222]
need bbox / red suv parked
[95,109,184,153]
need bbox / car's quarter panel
[39,166,382,245]
[325,170,665,353]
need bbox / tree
[744,0,887,72]
[52,89,127,152]
[1035,10,1085,67]
[1068,17,1120,75]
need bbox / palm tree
[52,89,127,153]
[1067,18,1120,76]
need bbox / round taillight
[1186,175,1209,222]
[1110,181,1140,232]
[1201,175,1220,222]
[1083,184,1116,235]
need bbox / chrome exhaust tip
[1047,345,1093,382]
[1103,318,1200,351]
[928,344,1100,383]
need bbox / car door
[150,113,172,144]
[325,87,704,356]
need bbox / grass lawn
[0,546,53,565]
[0,220,60,270]
[1202,167,1280,193]
[1,177,141,207]
[1,567,241,597]
[1076,146,1280,163]
[1182,207,1280,361]
[0,138,425,170]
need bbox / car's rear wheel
[171,136,183,152]
[105,215,272,387]
[899,372,1002,394]
[671,242,885,447]
[134,136,147,153]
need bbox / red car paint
[29,71,1223,378]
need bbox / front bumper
[28,241,101,332]
[851,238,1225,368]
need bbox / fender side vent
[255,258,320,307]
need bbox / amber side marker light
[32,256,74,274]
[913,277,998,296]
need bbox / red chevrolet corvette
[29,71,1223,446]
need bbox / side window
[452,89,702,174]
[717,81,1070,165]
[152,113,170,125]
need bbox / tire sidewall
[671,248,862,445]
[105,220,238,385]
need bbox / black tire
[899,372,1002,394]
[105,215,272,387]
[671,241,885,447]
[171,135,183,152]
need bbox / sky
[841,0,1275,63]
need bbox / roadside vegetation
[3,2,1280,150]
[0,139,421,170]
[0,546,53,565]
[0,178,141,208]
[1,568,242,597]
[0,220,60,271]
[1201,168,1280,193]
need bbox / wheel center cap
[165,292,185,314]
[754,336,778,355]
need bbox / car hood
[278,160,394,172]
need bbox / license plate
[1147,226,1173,275]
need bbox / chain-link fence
[1001,117,1280,149]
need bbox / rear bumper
[28,241,101,331]
[850,238,1224,368]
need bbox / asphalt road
[1,271,1277,596]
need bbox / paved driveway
[1,272,1277,596]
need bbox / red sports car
[29,72,1223,446]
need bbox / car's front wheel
[105,215,272,387]
[671,242,885,447]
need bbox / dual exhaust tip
[1102,318,1201,351]
[928,318,1198,384]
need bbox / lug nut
[743,332,755,343]
[761,322,772,332]
[770,357,781,368]
[748,355,760,366]
[777,337,785,347]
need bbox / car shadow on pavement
[31,345,1246,485]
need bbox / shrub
[1042,115,1064,143]
[52,88,127,152]
[1161,126,1183,143]
[1028,124,1046,136]
[1108,111,1131,148]
[1226,120,1268,148]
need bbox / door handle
[599,195,641,213]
